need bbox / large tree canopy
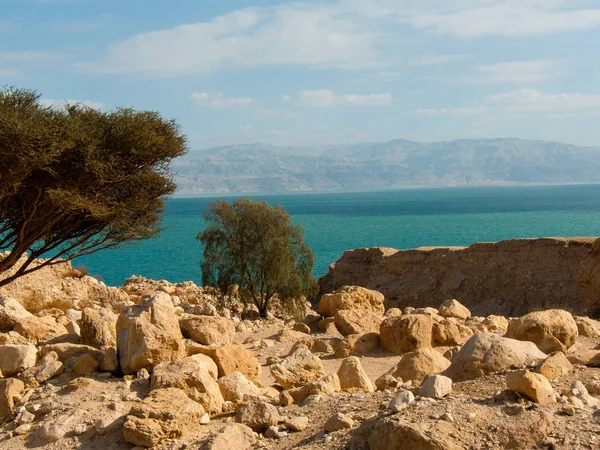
[0,87,187,286]
[198,198,315,317]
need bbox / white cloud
[39,98,105,110]
[416,106,487,116]
[191,92,254,109]
[410,52,471,66]
[281,95,292,103]
[299,89,392,107]
[472,59,567,83]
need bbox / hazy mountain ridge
[173,138,600,194]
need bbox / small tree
[198,198,315,317]
[0,87,187,286]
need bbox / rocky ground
[0,258,600,449]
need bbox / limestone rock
[212,345,261,384]
[324,412,354,432]
[0,378,24,422]
[334,309,382,336]
[420,375,452,399]
[13,316,68,343]
[439,299,471,320]
[40,342,103,363]
[18,351,64,387]
[179,315,235,346]
[506,309,578,354]
[80,307,117,348]
[318,286,385,317]
[385,348,451,386]
[444,333,547,381]
[151,356,224,416]
[385,308,402,318]
[432,318,473,346]
[235,401,280,432]
[123,388,205,447]
[297,373,341,400]
[335,333,379,358]
[270,345,324,390]
[380,314,433,354]
[535,351,573,381]
[480,315,509,333]
[285,416,309,432]
[194,353,219,379]
[200,423,256,450]
[337,356,374,393]
[0,296,32,332]
[117,294,185,375]
[218,371,261,403]
[506,370,556,404]
[389,390,414,412]
[375,373,400,391]
[293,323,311,334]
[73,353,100,374]
[0,344,37,377]
[574,316,600,337]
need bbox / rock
[574,316,600,337]
[285,416,309,432]
[270,345,324,390]
[288,338,316,356]
[535,351,573,381]
[324,412,354,432]
[334,309,382,336]
[218,371,261,403]
[123,388,205,447]
[293,323,311,334]
[337,356,374,393]
[379,314,433,354]
[40,342,103,363]
[439,299,471,320]
[276,329,309,342]
[0,344,37,376]
[506,309,578,354]
[117,294,185,374]
[354,416,465,450]
[0,378,24,422]
[279,390,294,406]
[318,317,335,331]
[432,318,473,346]
[200,423,256,450]
[0,296,32,332]
[18,351,64,387]
[385,308,402,318]
[335,333,379,358]
[480,315,509,333]
[375,373,400,391]
[235,401,280,432]
[506,370,556,404]
[179,315,235,346]
[212,345,261,384]
[80,307,117,349]
[420,375,452,399]
[13,316,68,343]
[388,390,414,412]
[289,373,341,402]
[318,286,385,317]
[444,333,547,381]
[192,353,219,380]
[385,348,451,386]
[73,353,100,374]
[312,339,334,354]
[151,355,224,416]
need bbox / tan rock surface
[179,315,235,346]
[318,285,385,317]
[506,369,556,404]
[506,309,578,353]
[385,348,451,386]
[270,345,324,389]
[337,356,374,393]
[380,314,433,354]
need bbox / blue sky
[2,0,600,149]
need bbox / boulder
[318,286,385,317]
[535,351,573,381]
[73,353,100,374]
[432,318,473,346]
[334,309,382,336]
[324,412,354,432]
[0,378,24,422]
[200,424,256,450]
[13,316,68,343]
[375,373,400,391]
[293,323,311,334]
[380,314,433,354]
[420,375,452,399]
[574,316,600,337]
[194,353,219,379]
[335,333,379,358]
[117,294,185,374]
[212,345,261,384]
[385,308,402,318]
[18,351,64,387]
[179,315,235,346]
[388,390,414,412]
[151,356,224,416]
[0,296,32,332]
[218,371,261,403]
[0,344,37,377]
[385,348,451,386]
[439,299,471,320]
[337,356,374,393]
[505,309,578,354]
[270,345,324,390]
[289,373,342,402]
[123,388,205,447]
[40,342,103,362]
[80,307,117,348]
[506,370,556,404]
[480,315,509,333]
[444,333,547,381]
[235,402,280,432]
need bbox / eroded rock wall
[319,237,600,317]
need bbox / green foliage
[198,198,316,317]
[0,86,187,286]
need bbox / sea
[77,184,600,287]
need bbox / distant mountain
[172,138,600,194]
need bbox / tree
[198,198,316,317]
[0,87,187,287]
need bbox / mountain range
[172,138,600,194]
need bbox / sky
[2,0,600,150]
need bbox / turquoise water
[78,185,600,286]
